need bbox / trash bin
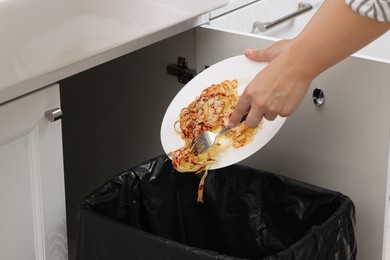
[76,155,357,260]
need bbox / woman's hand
[229,40,313,128]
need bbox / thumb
[245,40,293,62]
[244,48,272,62]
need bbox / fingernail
[244,49,254,55]
[228,122,236,128]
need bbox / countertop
[0,0,229,104]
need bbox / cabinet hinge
[167,57,197,84]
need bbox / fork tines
[190,135,206,155]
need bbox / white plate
[160,55,286,170]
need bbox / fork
[190,115,247,155]
[190,126,233,155]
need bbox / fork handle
[217,114,248,138]
[216,126,232,138]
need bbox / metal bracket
[167,57,197,84]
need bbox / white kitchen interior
[1,0,389,259]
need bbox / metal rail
[252,2,312,32]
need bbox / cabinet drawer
[197,1,390,259]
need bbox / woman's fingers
[229,95,252,128]
[230,40,311,129]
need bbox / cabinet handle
[45,108,63,122]
[252,2,312,32]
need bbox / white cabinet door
[0,84,68,260]
[196,4,390,259]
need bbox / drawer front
[196,26,390,260]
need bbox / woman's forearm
[287,0,390,81]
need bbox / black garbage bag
[76,155,357,260]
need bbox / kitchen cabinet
[59,0,390,256]
[0,84,67,259]
[4,0,385,259]
[196,0,390,259]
